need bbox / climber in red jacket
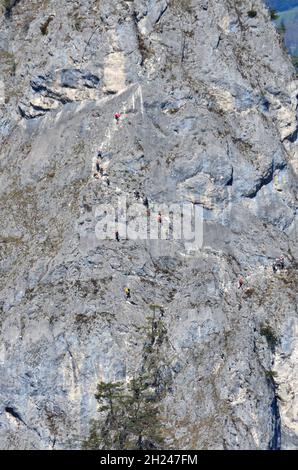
[115,112,121,124]
[238,277,244,289]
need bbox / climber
[278,256,285,270]
[102,172,110,186]
[124,287,131,300]
[142,196,149,208]
[157,212,162,224]
[272,262,277,273]
[134,190,140,200]
[115,112,121,124]
[273,256,285,272]
[237,277,244,289]
[97,151,103,159]
[115,230,120,242]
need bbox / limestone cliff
[0,0,297,449]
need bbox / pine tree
[83,312,169,450]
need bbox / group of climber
[134,190,152,218]
[133,190,149,208]
[93,150,110,186]
[114,193,162,242]
[237,255,286,290]
[93,111,122,180]
[124,255,286,303]
[133,190,162,224]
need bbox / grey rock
[0,0,297,450]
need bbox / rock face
[0,0,297,450]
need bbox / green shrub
[265,370,278,381]
[40,16,54,35]
[2,0,13,9]
[74,14,84,32]
[277,20,286,36]
[72,140,85,155]
[260,323,279,350]
[243,287,255,298]
[2,0,18,16]
[291,56,298,71]
[270,9,279,21]
[0,50,16,75]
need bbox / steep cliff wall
[0,0,297,449]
